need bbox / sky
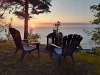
[2,0,100,27]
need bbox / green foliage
[90,3,100,45]
[91,27,100,45]
[90,3,100,25]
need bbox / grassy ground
[0,41,100,75]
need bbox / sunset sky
[3,0,99,27]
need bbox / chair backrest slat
[9,28,23,50]
[63,34,83,56]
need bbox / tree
[90,3,100,46]
[0,0,52,39]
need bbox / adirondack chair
[9,28,40,60]
[46,31,63,50]
[50,34,83,64]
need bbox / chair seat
[54,47,62,55]
[23,45,36,51]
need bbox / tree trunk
[24,0,28,39]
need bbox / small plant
[0,18,12,41]
[28,28,40,42]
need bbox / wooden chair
[9,28,40,60]
[46,31,63,50]
[50,34,83,65]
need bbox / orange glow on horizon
[31,24,35,27]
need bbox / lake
[0,23,97,49]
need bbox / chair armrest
[30,42,40,50]
[30,42,40,44]
[50,44,61,48]
[22,39,28,42]
[49,44,62,59]
[22,39,29,45]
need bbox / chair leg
[38,49,40,57]
[50,46,54,59]
[50,51,53,59]
[14,49,18,56]
[58,55,62,65]
[36,43,40,57]
[20,51,26,60]
[63,54,66,58]
[71,55,74,64]
[29,51,31,54]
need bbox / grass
[0,41,100,75]
[75,52,100,75]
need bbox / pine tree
[0,0,52,39]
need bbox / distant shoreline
[9,22,99,28]
[13,25,98,28]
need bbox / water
[31,27,96,49]
[0,23,97,49]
